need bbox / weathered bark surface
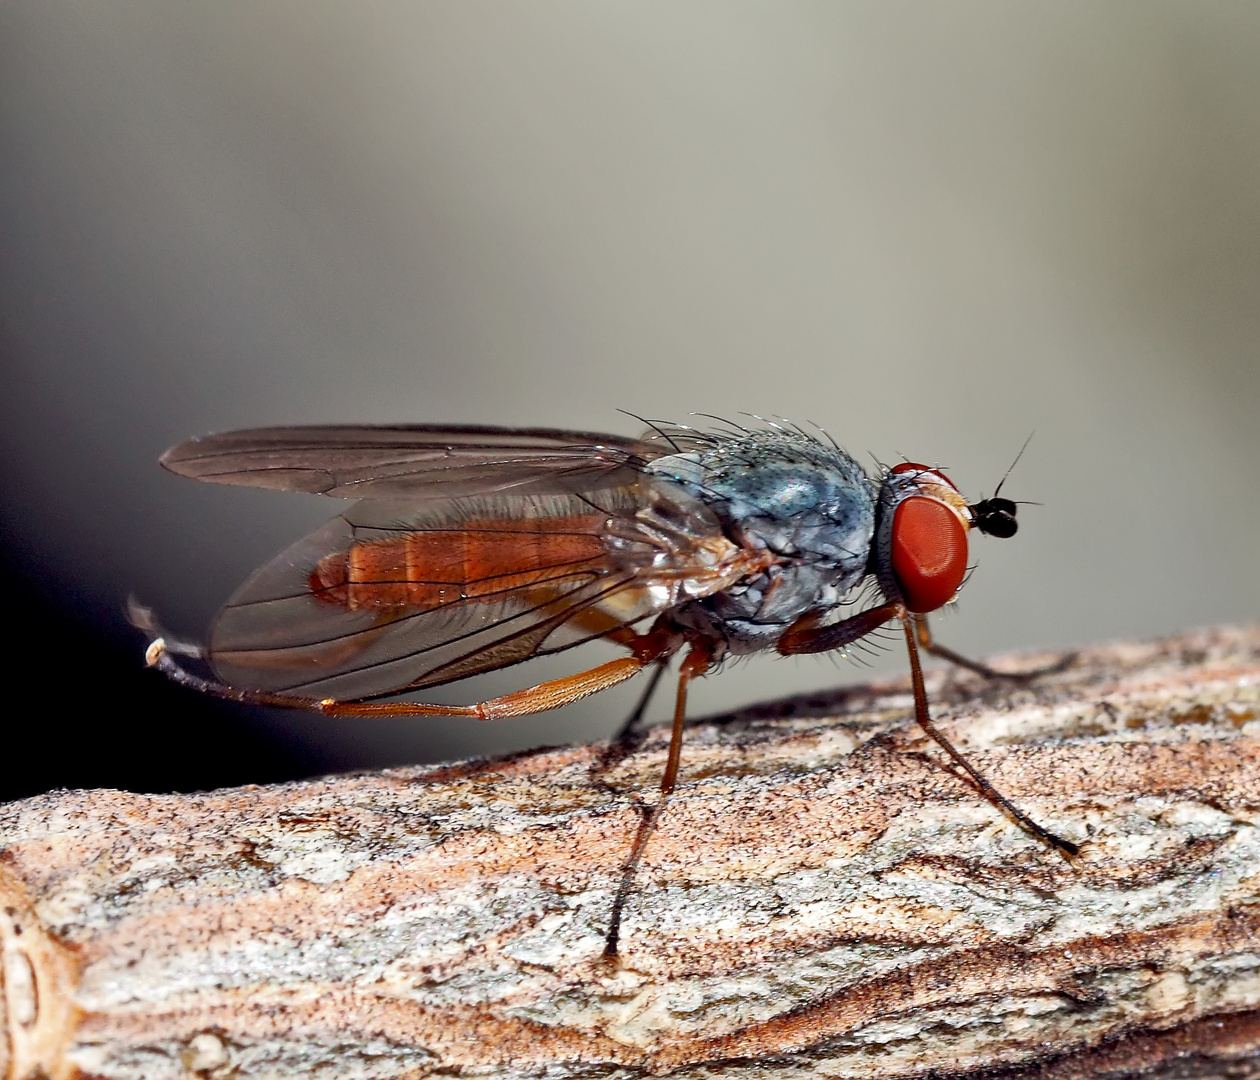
[1,626,1257,1080]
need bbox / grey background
[3,2,1258,787]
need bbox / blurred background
[2,2,1258,801]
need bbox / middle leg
[912,613,1075,680]
[603,637,715,959]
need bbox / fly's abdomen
[309,516,610,612]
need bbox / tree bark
[1,626,1257,1080]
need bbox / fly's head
[874,463,987,614]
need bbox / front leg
[776,602,902,656]
[778,603,1079,859]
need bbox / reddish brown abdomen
[308,515,609,612]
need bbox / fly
[137,418,1078,956]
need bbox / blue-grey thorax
[644,431,876,652]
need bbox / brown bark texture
[1,626,1258,1080]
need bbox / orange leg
[145,637,660,719]
[911,612,1075,680]
[609,659,668,742]
[603,638,715,959]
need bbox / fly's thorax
[874,464,974,614]
[645,431,878,648]
[644,431,876,588]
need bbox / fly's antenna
[968,433,1034,539]
[993,431,1034,500]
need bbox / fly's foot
[981,650,1077,682]
[144,637,167,667]
[928,641,1077,682]
[127,597,207,661]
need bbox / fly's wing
[207,482,724,700]
[161,425,660,499]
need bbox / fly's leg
[588,622,687,774]
[776,601,902,656]
[912,613,1075,680]
[612,659,669,742]
[127,597,206,660]
[901,613,1080,859]
[144,636,657,719]
[603,638,714,960]
[777,604,1079,859]
[589,658,670,777]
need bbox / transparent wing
[207,482,727,700]
[160,425,662,499]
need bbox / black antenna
[968,432,1033,539]
[993,431,1034,500]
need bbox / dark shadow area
[0,549,328,804]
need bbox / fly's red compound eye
[891,497,968,613]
